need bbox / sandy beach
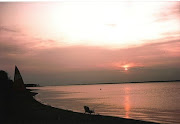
[2,90,160,124]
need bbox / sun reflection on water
[124,87,130,118]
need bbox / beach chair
[84,106,95,114]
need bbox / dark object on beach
[0,70,13,92]
[0,70,12,121]
[84,106,95,114]
[13,66,26,92]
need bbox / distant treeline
[128,80,180,84]
[72,80,180,86]
[25,84,40,87]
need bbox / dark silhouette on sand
[13,66,26,91]
[0,70,13,121]
[0,70,13,92]
[84,106,95,114]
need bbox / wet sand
[3,90,159,124]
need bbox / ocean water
[33,82,180,124]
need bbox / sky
[0,1,180,85]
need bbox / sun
[113,63,133,71]
[122,65,129,71]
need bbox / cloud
[0,25,179,85]
[23,38,180,71]
[0,41,24,54]
[1,33,179,71]
[154,2,180,22]
[0,29,30,55]
[0,26,19,33]
[33,38,61,48]
[0,25,63,56]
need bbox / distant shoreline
[26,80,180,88]
[39,79,180,86]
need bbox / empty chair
[84,106,95,114]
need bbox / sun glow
[123,65,129,71]
[24,2,179,49]
[112,62,137,71]
[56,2,162,47]
[1,2,179,50]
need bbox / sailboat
[13,66,26,92]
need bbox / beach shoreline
[3,89,160,124]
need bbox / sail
[13,66,26,91]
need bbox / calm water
[33,82,180,124]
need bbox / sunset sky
[0,1,180,85]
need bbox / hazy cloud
[0,26,19,33]
[0,1,179,85]
[155,2,180,22]
[1,26,179,85]
[1,39,179,85]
